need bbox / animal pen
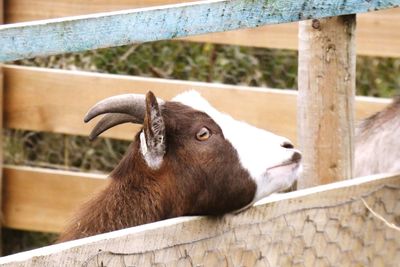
[0,0,399,265]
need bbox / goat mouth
[267,161,300,172]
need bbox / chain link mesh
[83,186,400,267]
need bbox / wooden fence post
[297,15,356,189]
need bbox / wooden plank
[0,1,399,62]
[4,2,400,57]
[3,65,390,144]
[2,165,108,233]
[355,8,400,57]
[185,8,400,58]
[0,173,398,266]
[297,16,356,188]
[4,0,194,22]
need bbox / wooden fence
[0,0,399,265]
[3,1,400,57]
[1,1,400,61]
[1,173,399,266]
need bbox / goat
[58,91,302,242]
[355,96,400,176]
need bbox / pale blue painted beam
[0,0,399,62]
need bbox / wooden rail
[186,8,400,57]
[0,173,399,266]
[4,0,193,21]
[4,65,390,143]
[4,1,400,57]
[1,0,399,61]
[2,166,107,233]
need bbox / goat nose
[281,141,294,149]
[291,151,302,163]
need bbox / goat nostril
[281,141,294,149]
[292,151,302,163]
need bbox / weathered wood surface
[2,165,107,233]
[4,65,390,143]
[297,16,356,188]
[5,1,400,57]
[0,173,399,266]
[186,8,400,57]
[0,0,399,62]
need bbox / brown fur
[58,102,256,242]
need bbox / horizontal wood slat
[5,1,400,57]
[2,165,108,233]
[187,8,400,58]
[4,0,194,22]
[0,173,399,266]
[3,65,390,144]
[1,0,399,61]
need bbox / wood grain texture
[0,173,399,266]
[4,2,400,57]
[2,165,108,233]
[298,16,356,188]
[4,0,193,22]
[0,0,399,62]
[3,65,390,144]
[185,8,400,58]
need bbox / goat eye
[196,127,211,141]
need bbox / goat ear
[140,91,166,169]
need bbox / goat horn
[84,94,165,123]
[88,113,141,140]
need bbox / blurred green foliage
[3,229,58,256]
[4,130,129,173]
[4,40,400,255]
[357,56,400,97]
[18,41,399,97]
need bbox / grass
[17,41,400,97]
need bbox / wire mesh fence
[79,182,400,267]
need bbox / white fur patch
[140,132,148,155]
[172,90,302,203]
[140,131,163,170]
